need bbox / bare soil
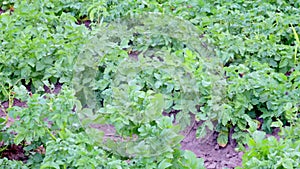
[181,121,243,169]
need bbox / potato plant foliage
[73,13,224,160]
[0,0,299,169]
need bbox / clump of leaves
[6,85,78,145]
[0,86,78,167]
[220,62,300,145]
[0,0,88,100]
[238,121,300,169]
[2,0,300,168]
[73,13,221,167]
[0,157,28,169]
[81,0,300,147]
[0,84,205,168]
[74,12,226,150]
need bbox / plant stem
[45,127,57,141]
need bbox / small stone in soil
[206,162,217,169]
[226,153,232,158]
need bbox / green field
[0,1,299,168]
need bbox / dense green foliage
[238,121,300,169]
[0,0,88,100]
[0,0,299,168]
[73,13,215,168]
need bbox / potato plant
[0,0,299,168]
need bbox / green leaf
[196,125,207,139]
[158,159,172,169]
[14,134,25,145]
[271,120,283,128]
[282,158,294,169]
[217,132,228,147]
[0,117,5,124]
[252,130,266,143]
[183,150,205,169]
[41,162,60,169]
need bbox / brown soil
[0,144,28,161]
[93,121,243,169]
[43,82,62,94]
[181,122,243,169]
